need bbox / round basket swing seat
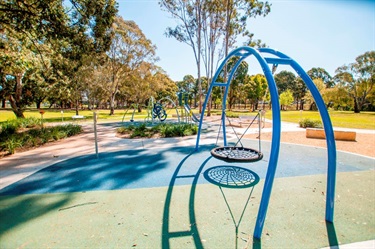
[210,146,263,163]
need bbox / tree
[0,28,45,117]
[106,17,157,115]
[243,74,267,111]
[0,1,118,116]
[274,70,296,94]
[334,51,375,113]
[307,67,334,88]
[159,0,204,113]
[0,1,118,54]
[304,78,325,110]
[226,57,248,110]
[279,89,294,111]
[220,0,271,59]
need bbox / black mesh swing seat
[211,146,263,163]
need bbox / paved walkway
[0,120,374,248]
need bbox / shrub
[0,123,82,155]
[1,136,23,154]
[0,121,18,137]
[159,123,197,137]
[116,123,198,138]
[299,118,322,128]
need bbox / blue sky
[117,0,375,81]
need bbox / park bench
[239,115,258,127]
[72,115,85,120]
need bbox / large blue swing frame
[195,46,337,239]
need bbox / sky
[117,0,375,81]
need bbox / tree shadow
[0,145,195,243]
[0,149,171,195]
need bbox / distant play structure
[195,46,337,239]
[122,96,180,123]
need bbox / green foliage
[299,118,322,128]
[0,122,82,155]
[159,123,197,137]
[279,89,294,110]
[0,117,41,136]
[2,136,23,154]
[117,123,197,138]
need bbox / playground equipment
[183,104,200,123]
[195,46,337,239]
[122,96,180,124]
[121,104,139,123]
[210,111,262,162]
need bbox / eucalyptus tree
[153,68,178,100]
[226,56,248,110]
[106,16,157,115]
[159,0,204,113]
[243,74,267,111]
[159,0,270,115]
[274,70,296,94]
[279,89,294,111]
[307,67,334,88]
[304,78,325,110]
[220,0,271,58]
[0,0,118,54]
[0,28,47,117]
[119,63,175,112]
[334,51,374,113]
[0,0,118,115]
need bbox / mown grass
[1,108,374,130]
[223,110,375,130]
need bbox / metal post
[93,111,99,158]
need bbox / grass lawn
[1,108,375,130]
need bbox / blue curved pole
[194,46,282,239]
[259,48,337,223]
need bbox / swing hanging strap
[233,112,260,148]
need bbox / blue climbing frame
[195,46,337,239]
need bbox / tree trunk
[75,99,79,115]
[9,95,25,118]
[8,73,25,118]
[354,98,360,113]
[109,92,116,115]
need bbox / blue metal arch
[195,46,282,239]
[258,48,337,224]
[195,46,336,239]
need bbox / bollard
[93,111,99,158]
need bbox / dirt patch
[244,130,375,158]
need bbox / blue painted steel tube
[195,47,282,239]
[195,48,248,150]
[249,49,281,239]
[195,48,250,150]
[259,48,337,222]
[292,62,337,222]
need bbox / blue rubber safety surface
[0,141,374,196]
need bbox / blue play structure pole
[195,46,336,239]
[194,47,282,239]
[259,48,337,223]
